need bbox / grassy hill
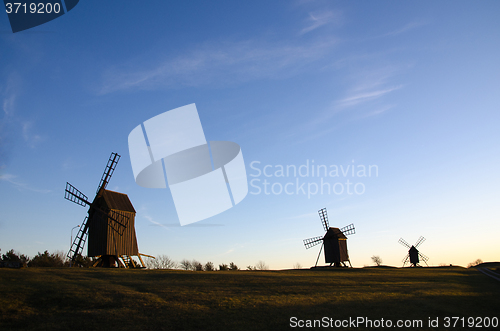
[1,267,499,330]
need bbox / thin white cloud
[335,64,406,108]
[380,21,428,38]
[286,65,405,143]
[0,173,51,193]
[357,105,395,119]
[1,72,21,116]
[3,94,16,116]
[299,11,338,35]
[337,86,402,108]
[143,215,170,230]
[22,121,43,148]
[280,212,317,221]
[99,37,337,94]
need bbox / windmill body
[398,237,429,267]
[408,246,419,265]
[303,208,355,267]
[87,189,139,267]
[65,152,146,268]
[323,227,349,265]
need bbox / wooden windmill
[65,152,147,268]
[398,236,429,267]
[303,208,355,267]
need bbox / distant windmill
[303,208,355,267]
[65,152,148,268]
[398,236,429,267]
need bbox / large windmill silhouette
[65,152,146,268]
[303,208,355,267]
[398,236,429,267]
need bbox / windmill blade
[107,210,130,236]
[414,236,426,248]
[419,252,429,266]
[340,223,355,236]
[402,253,410,264]
[318,208,329,232]
[96,152,121,194]
[89,205,130,235]
[303,236,323,249]
[398,238,411,249]
[65,182,91,206]
[418,252,429,262]
[67,216,89,262]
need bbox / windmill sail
[318,208,329,231]
[303,208,354,267]
[303,236,323,249]
[97,152,120,193]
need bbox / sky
[1,1,499,269]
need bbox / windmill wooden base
[91,254,151,268]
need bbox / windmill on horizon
[398,236,429,267]
[303,208,355,267]
[65,152,150,268]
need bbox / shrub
[204,261,215,271]
[145,255,177,269]
[180,259,192,270]
[229,262,239,271]
[192,260,203,271]
[28,250,68,267]
[371,255,383,266]
[2,249,29,264]
[72,254,94,267]
[1,249,29,267]
[467,259,483,268]
[219,263,229,271]
[255,261,269,270]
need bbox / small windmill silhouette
[398,236,429,267]
[303,208,355,267]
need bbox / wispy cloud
[22,121,43,148]
[144,215,170,229]
[337,86,402,108]
[1,73,21,168]
[99,37,337,94]
[0,173,51,193]
[380,21,428,38]
[280,212,317,221]
[356,105,395,119]
[1,72,20,116]
[334,64,406,109]
[287,65,405,143]
[299,11,339,35]
[3,94,16,116]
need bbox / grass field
[1,266,499,330]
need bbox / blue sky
[1,1,499,269]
